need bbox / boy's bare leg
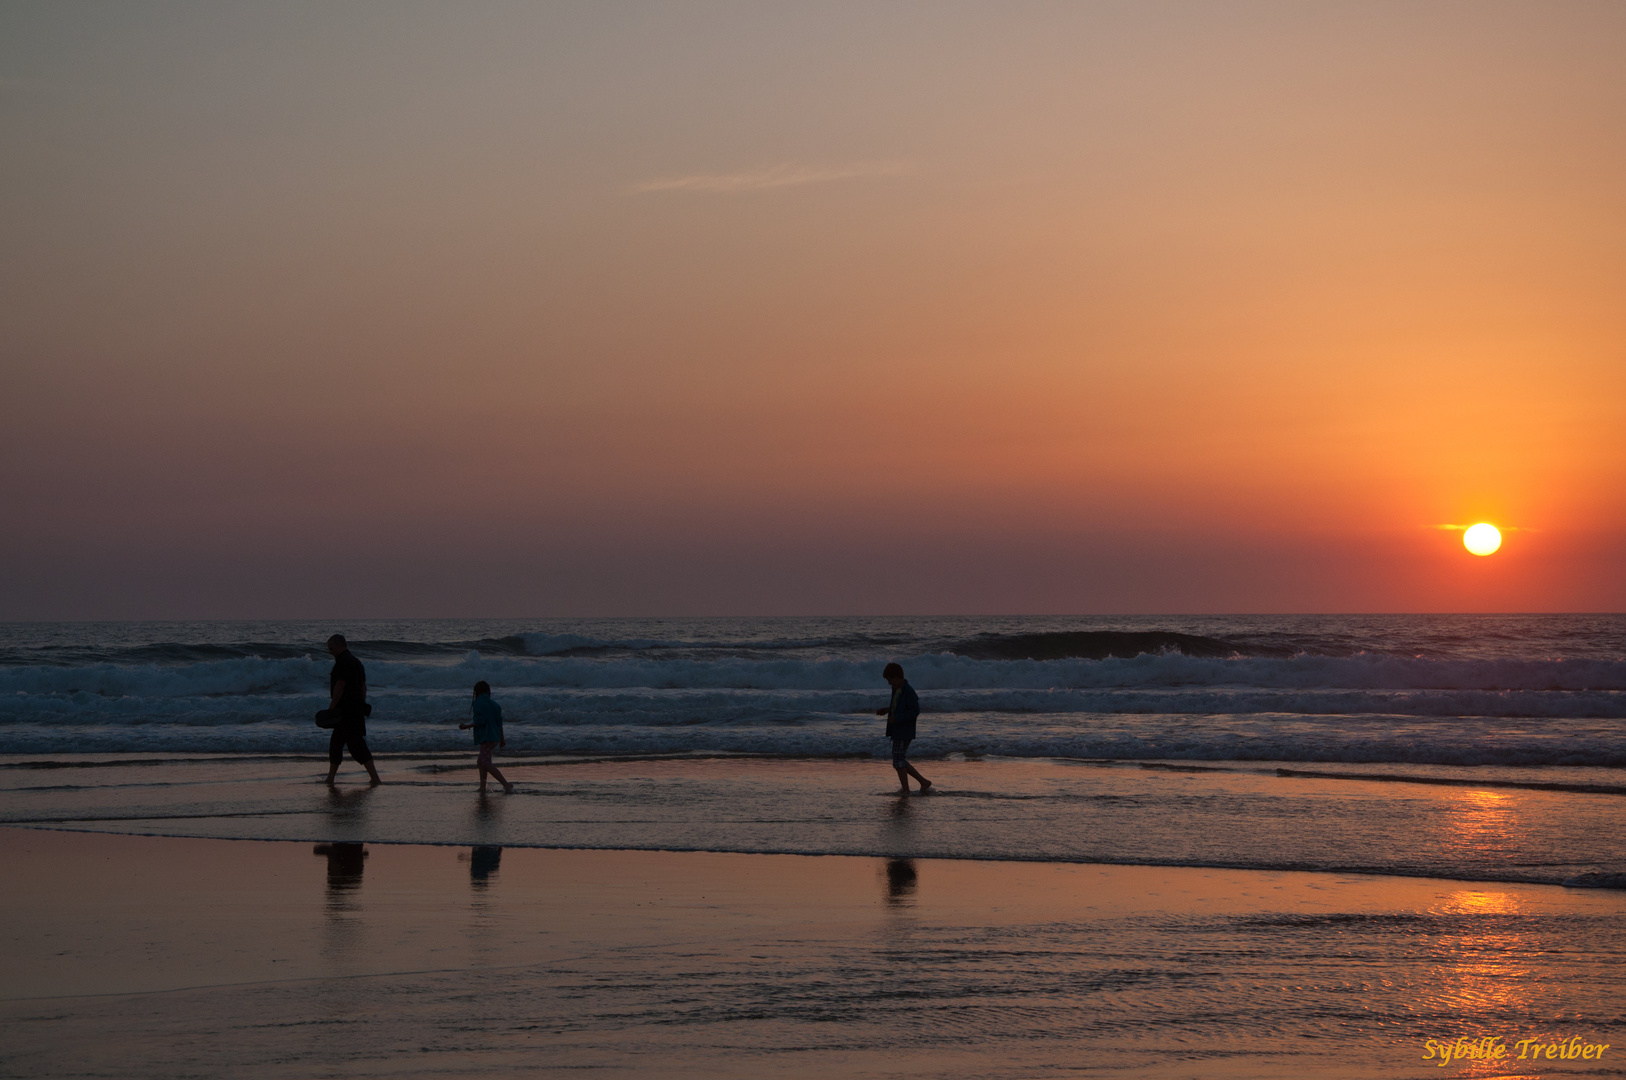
[325,763,340,786]
[362,758,382,786]
[901,763,931,792]
[488,765,513,793]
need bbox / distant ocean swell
[5,652,1626,695]
[11,626,1613,666]
[4,629,1256,664]
[3,619,1623,763]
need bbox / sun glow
[1463,523,1502,556]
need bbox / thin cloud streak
[629,161,907,194]
[1434,524,1530,532]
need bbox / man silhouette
[323,634,381,786]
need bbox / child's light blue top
[470,695,504,744]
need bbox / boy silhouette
[876,662,931,794]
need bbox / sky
[2,1,1623,618]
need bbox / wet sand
[4,827,1626,1078]
[9,753,1626,887]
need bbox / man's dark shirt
[329,650,367,730]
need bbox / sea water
[4,614,1624,760]
[3,614,1625,887]
[6,615,1626,1078]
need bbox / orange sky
[2,2,1623,617]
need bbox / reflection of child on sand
[459,681,514,794]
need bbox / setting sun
[1464,523,1502,556]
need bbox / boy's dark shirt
[329,650,368,730]
[885,680,920,741]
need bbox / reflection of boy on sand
[459,681,514,795]
[876,663,931,794]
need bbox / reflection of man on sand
[321,634,381,787]
[468,846,502,887]
[314,843,368,948]
[313,842,367,892]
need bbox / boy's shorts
[891,737,912,767]
[478,742,497,769]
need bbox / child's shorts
[891,737,912,767]
[478,742,498,769]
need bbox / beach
[7,824,1626,1079]
[4,615,1626,1076]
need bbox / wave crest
[952,630,1257,660]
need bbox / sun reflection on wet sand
[1415,883,1611,1077]
[1443,789,1525,859]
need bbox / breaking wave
[3,615,1623,762]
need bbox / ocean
[4,614,1625,887]
[7,614,1626,1078]
[5,614,1625,759]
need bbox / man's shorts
[477,742,497,770]
[329,727,374,767]
[891,737,912,768]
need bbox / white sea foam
[3,704,1623,766]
